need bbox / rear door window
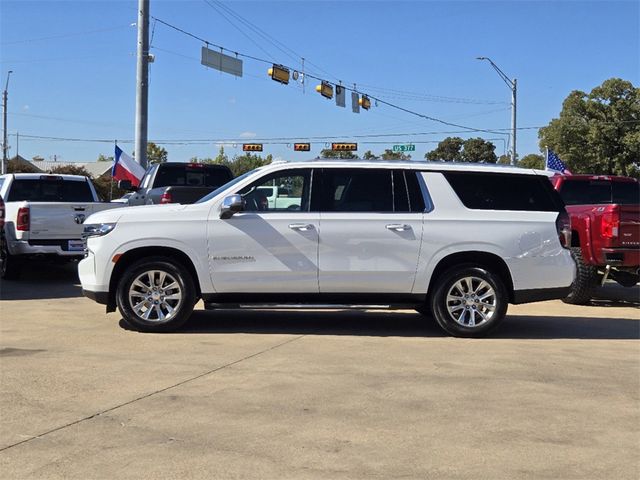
[316,169,393,212]
[443,172,561,212]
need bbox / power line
[149,16,509,136]
[0,25,133,46]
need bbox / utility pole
[476,57,517,165]
[2,70,13,175]
[135,0,150,169]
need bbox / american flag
[546,149,572,174]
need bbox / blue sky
[1,0,638,163]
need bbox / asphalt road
[1,262,638,479]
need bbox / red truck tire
[564,247,599,304]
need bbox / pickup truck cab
[122,162,233,206]
[550,174,639,303]
[0,173,124,279]
[80,160,575,337]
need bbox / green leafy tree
[146,142,168,164]
[425,137,464,161]
[320,148,359,159]
[381,149,411,160]
[538,78,640,177]
[48,164,92,176]
[461,138,497,163]
[497,155,511,165]
[518,153,544,169]
[97,154,113,162]
[362,150,378,160]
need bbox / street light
[2,70,13,175]
[477,57,517,165]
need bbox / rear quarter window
[443,172,561,212]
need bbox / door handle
[385,224,411,232]
[289,223,314,231]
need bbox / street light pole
[135,0,150,169]
[477,57,517,166]
[2,70,13,175]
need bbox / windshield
[154,165,232,188]
[195,169,258,203]
[560,180,640,205]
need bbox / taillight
[160,192,173,204]
[556,211,571,248]
[601,212,619,238]
[17,206,30,231]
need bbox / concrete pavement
[1,263,638,479]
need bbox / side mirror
[220,194,245,219]
[118,180,137,192]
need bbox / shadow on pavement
[0,261,82,300]
[590,283,639,308]
[119,308,640,340]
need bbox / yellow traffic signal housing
[243,144,263,152]
[316,81,333,99]
[359,95,371,110]
[268,64,290,85]
[331,143,357,151]
[294,143,311,152]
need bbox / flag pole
[111,140,116,201]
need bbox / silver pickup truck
[0,173,125,280]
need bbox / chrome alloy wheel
[128,270,183,323]
[445,276,497,328]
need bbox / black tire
[563,247,598,305]
[116,256,196,332]
[0,235,21,280]
[430,265,508,338]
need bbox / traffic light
[316,81,333,99]
[359,95,371,110]
[268,64,290,85]
[294,143,311,152]
[331,143,357,152]
[243,144,263,152]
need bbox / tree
[320,148,359,160]
[518,153,544,169]
[426,137,497,163]
[538,78,640,177]
[461,138,497,163]
[146,142,168,164]
[97,154,113,162]
[362,150,378,160]
[425,137,464,161]
[48,165,92,177]
[380,149,411,160]
[497,155,511,165]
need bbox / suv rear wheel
[430,266,508,337]
[116,257,196,332]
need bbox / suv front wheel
[116,257,196,332]
[430,266,508,337]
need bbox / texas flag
[113,145,146,187]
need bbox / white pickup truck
[0,173,125,279]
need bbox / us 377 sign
[392,144,416,152]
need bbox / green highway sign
[392,144,416,152]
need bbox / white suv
[79,160,574,337]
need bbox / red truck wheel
[563,247,598,305]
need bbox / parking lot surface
[1,263,639,479]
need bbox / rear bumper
[512,286,572,304]
[8,239,85,258]
[598,248,640,267]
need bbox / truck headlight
[82,223,116,238]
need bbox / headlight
[82,223,116,238]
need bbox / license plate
[68,240,85,251]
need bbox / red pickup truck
[550,174,640,304]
